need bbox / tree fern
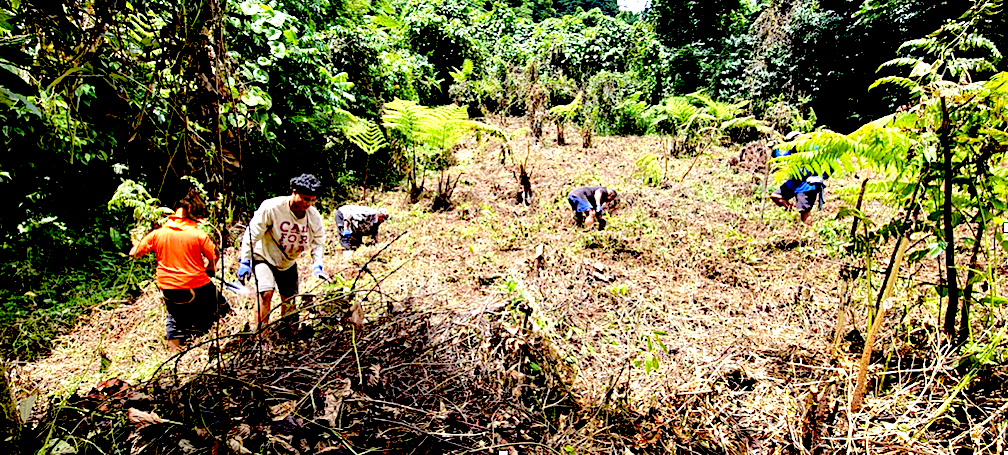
[660,96,697,131]
[344,116,386,155]
[635,153,662,187]
[448,59,474,83]
[382,98,430,142]
[868,76,924,97]
[687,91,747,123]
[108,179,174,243]
[721,116,773,136]
[420,104,470,153]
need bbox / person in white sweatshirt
[237,174,328,332]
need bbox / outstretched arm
[129,231,156,258]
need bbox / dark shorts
[162,282,228,340]
[252,259,298,296]
[334,210,359,249]
[774,186,821,214]
[567,195,593,213]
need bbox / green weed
[634,330,669,374]
[0,253,147,360]
[814,216,850,257]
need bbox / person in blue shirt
[567,186,619,230]
[770,131,826,225]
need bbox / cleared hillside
[12,124,1004,455]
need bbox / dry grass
[11,120,1008,454]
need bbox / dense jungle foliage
[0,0,1006,364]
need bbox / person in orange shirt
[130,180,226,352]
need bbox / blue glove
[342,227,352,237]
[312,264,329,281]
[237,259,251,282]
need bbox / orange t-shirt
[132,214,216,290]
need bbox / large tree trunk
[0,361,20,454]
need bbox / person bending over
[770,131,827,226]
[335,205,390,250]
[567,185,619,230]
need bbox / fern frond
[419,105,471,152]
[344,117,387,155]
[634,153,662,187]
[330,108,356,130]
[615,92,647,117]
[720,116,760,132]
[108,180,158,211]
[948,57,997,75]
[832,180,915,204]
[108,179,174,232]
[684,91,747,123]
[370,13,402,31]
[662,96,698,126]
[382,98,432,142]
[984,71,1008,91]
[449,59,474,82]
[426,104,470,123]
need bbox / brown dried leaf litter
[13,122,1008,454]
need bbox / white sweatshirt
[239,196,325,271]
